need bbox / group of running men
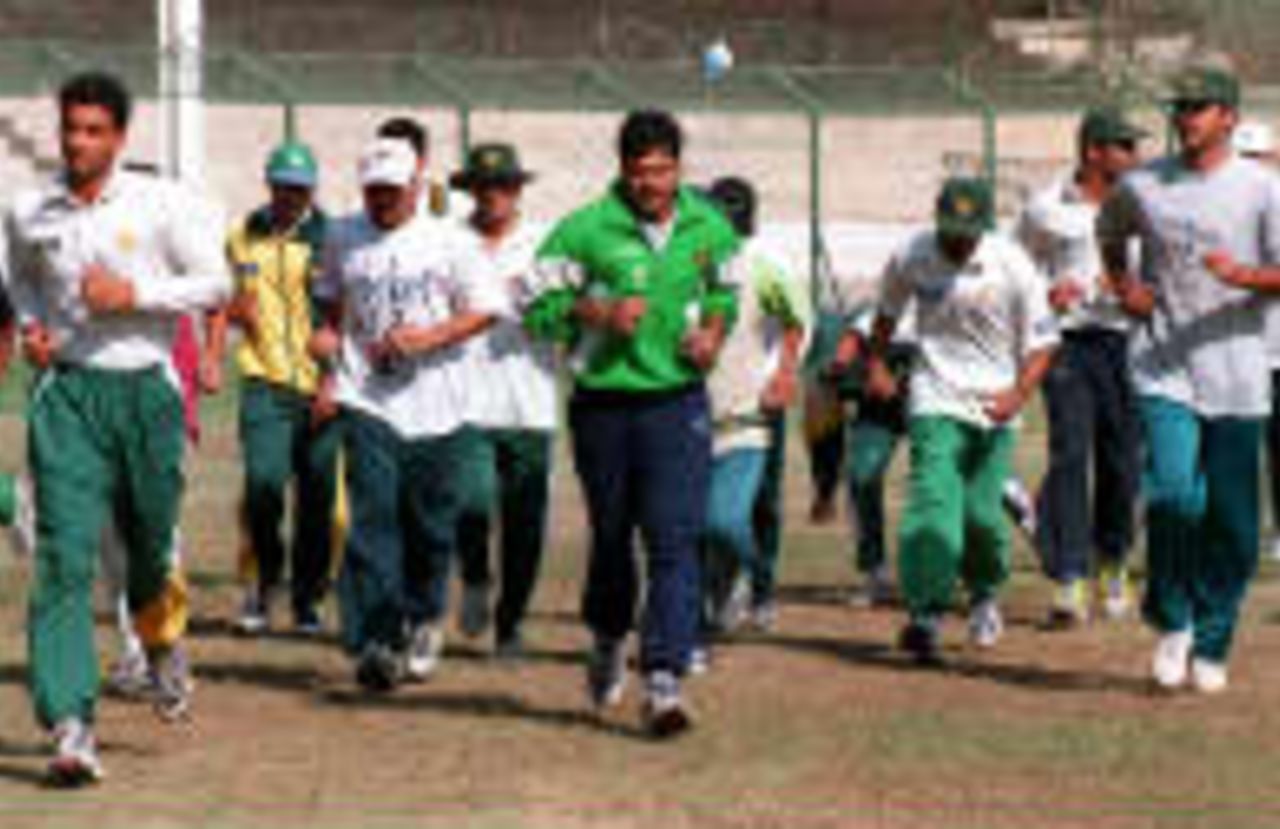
[3,60,1279,786]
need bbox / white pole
[157,0,205,185]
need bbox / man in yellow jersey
[204,141,340,635]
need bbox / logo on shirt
[116,228,138,254]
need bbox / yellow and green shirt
[225,207,327,394]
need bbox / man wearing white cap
[311,138,503,691]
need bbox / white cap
[358,138,417,188]
[1234,121,1275,157]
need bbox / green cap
[265,141,318,188]
[449,142,534,190]
[1166,65,1241,110]
[935,177,993,239]
[1079,105,1149,146]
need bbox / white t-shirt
[1099,154,1280,416]
[878,230,1059,429]
[707,237,808,454]
[318,211,505,439]
[4,167,229,375]
[1018,174,1130,333]
[451,219,558,431]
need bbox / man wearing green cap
[1017,106,1147,627]
[204,140,340,636]
[439,143,556,662]
[1099,64,1280,694]
[863,177,1058,663]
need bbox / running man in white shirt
[864,177,1058,664]
[311,138,503,691]
[4,72,230,784]
[448,143,557,658]
[1017,105,1147,627]
[1099,65,1280,694]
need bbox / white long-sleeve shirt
[3,167,230,373]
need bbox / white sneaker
[1151,630,1192,690]
[48,718,104,787]
[849,565,894,609]
[1001,479,1037,539]
[715,574,751,633]
[405,623,445,681]
[7,474,35,559]
[233,589,270,636]
[104,646,152,699]
[586,637,627,709]
[458,582,491,639]
[685,646,710,677]
[643,670,692,738]
[968,599,1004,649]
[1191,658,1228,695]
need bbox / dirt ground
[1,417,1280,829]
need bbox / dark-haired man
[376,116,472,224]
[523,110,740,736]
[4,71,230,785]
[1018,106,1147,627]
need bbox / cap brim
[936,216,987,238]
[267,171,317,188]
[449,171,534,190]
[361,176,413,189]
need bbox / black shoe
[897,618,941,665]
[293,604,324,637]
[355,644,401,692]
[493,633,525,663]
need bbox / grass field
[1,388,1280,829]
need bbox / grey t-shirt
[1098,155,1280,416]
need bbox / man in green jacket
[524,110,739,737]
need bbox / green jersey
[525,183,740,393]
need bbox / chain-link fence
[3,1,1280,297]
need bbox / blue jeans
[706,446,768,586]
[1141,396,1261,662]
[1036,329,1140,582]
[570,385,711,676]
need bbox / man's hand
[227,290,260,338]
[1203,249,1253,288]
[982,386,1027,424]
[309,327,341,362]
[311,376,338,427]
[681,324,724,373]
[1048,279,1086,313]
[864,357,898,401]
[198,353,223,394]
[376,324,429,362]
[610,296,647,337]
[1102,272,1155,318]
[761,367,798,412]
[576,296,646,337]
[81,264,136,315]
[825,332,861,384]
[21,322,58,369]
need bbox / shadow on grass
[746,630,1152,696]
[195,660,330,693]
[318,687,650,740]
[0,662,24,687]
